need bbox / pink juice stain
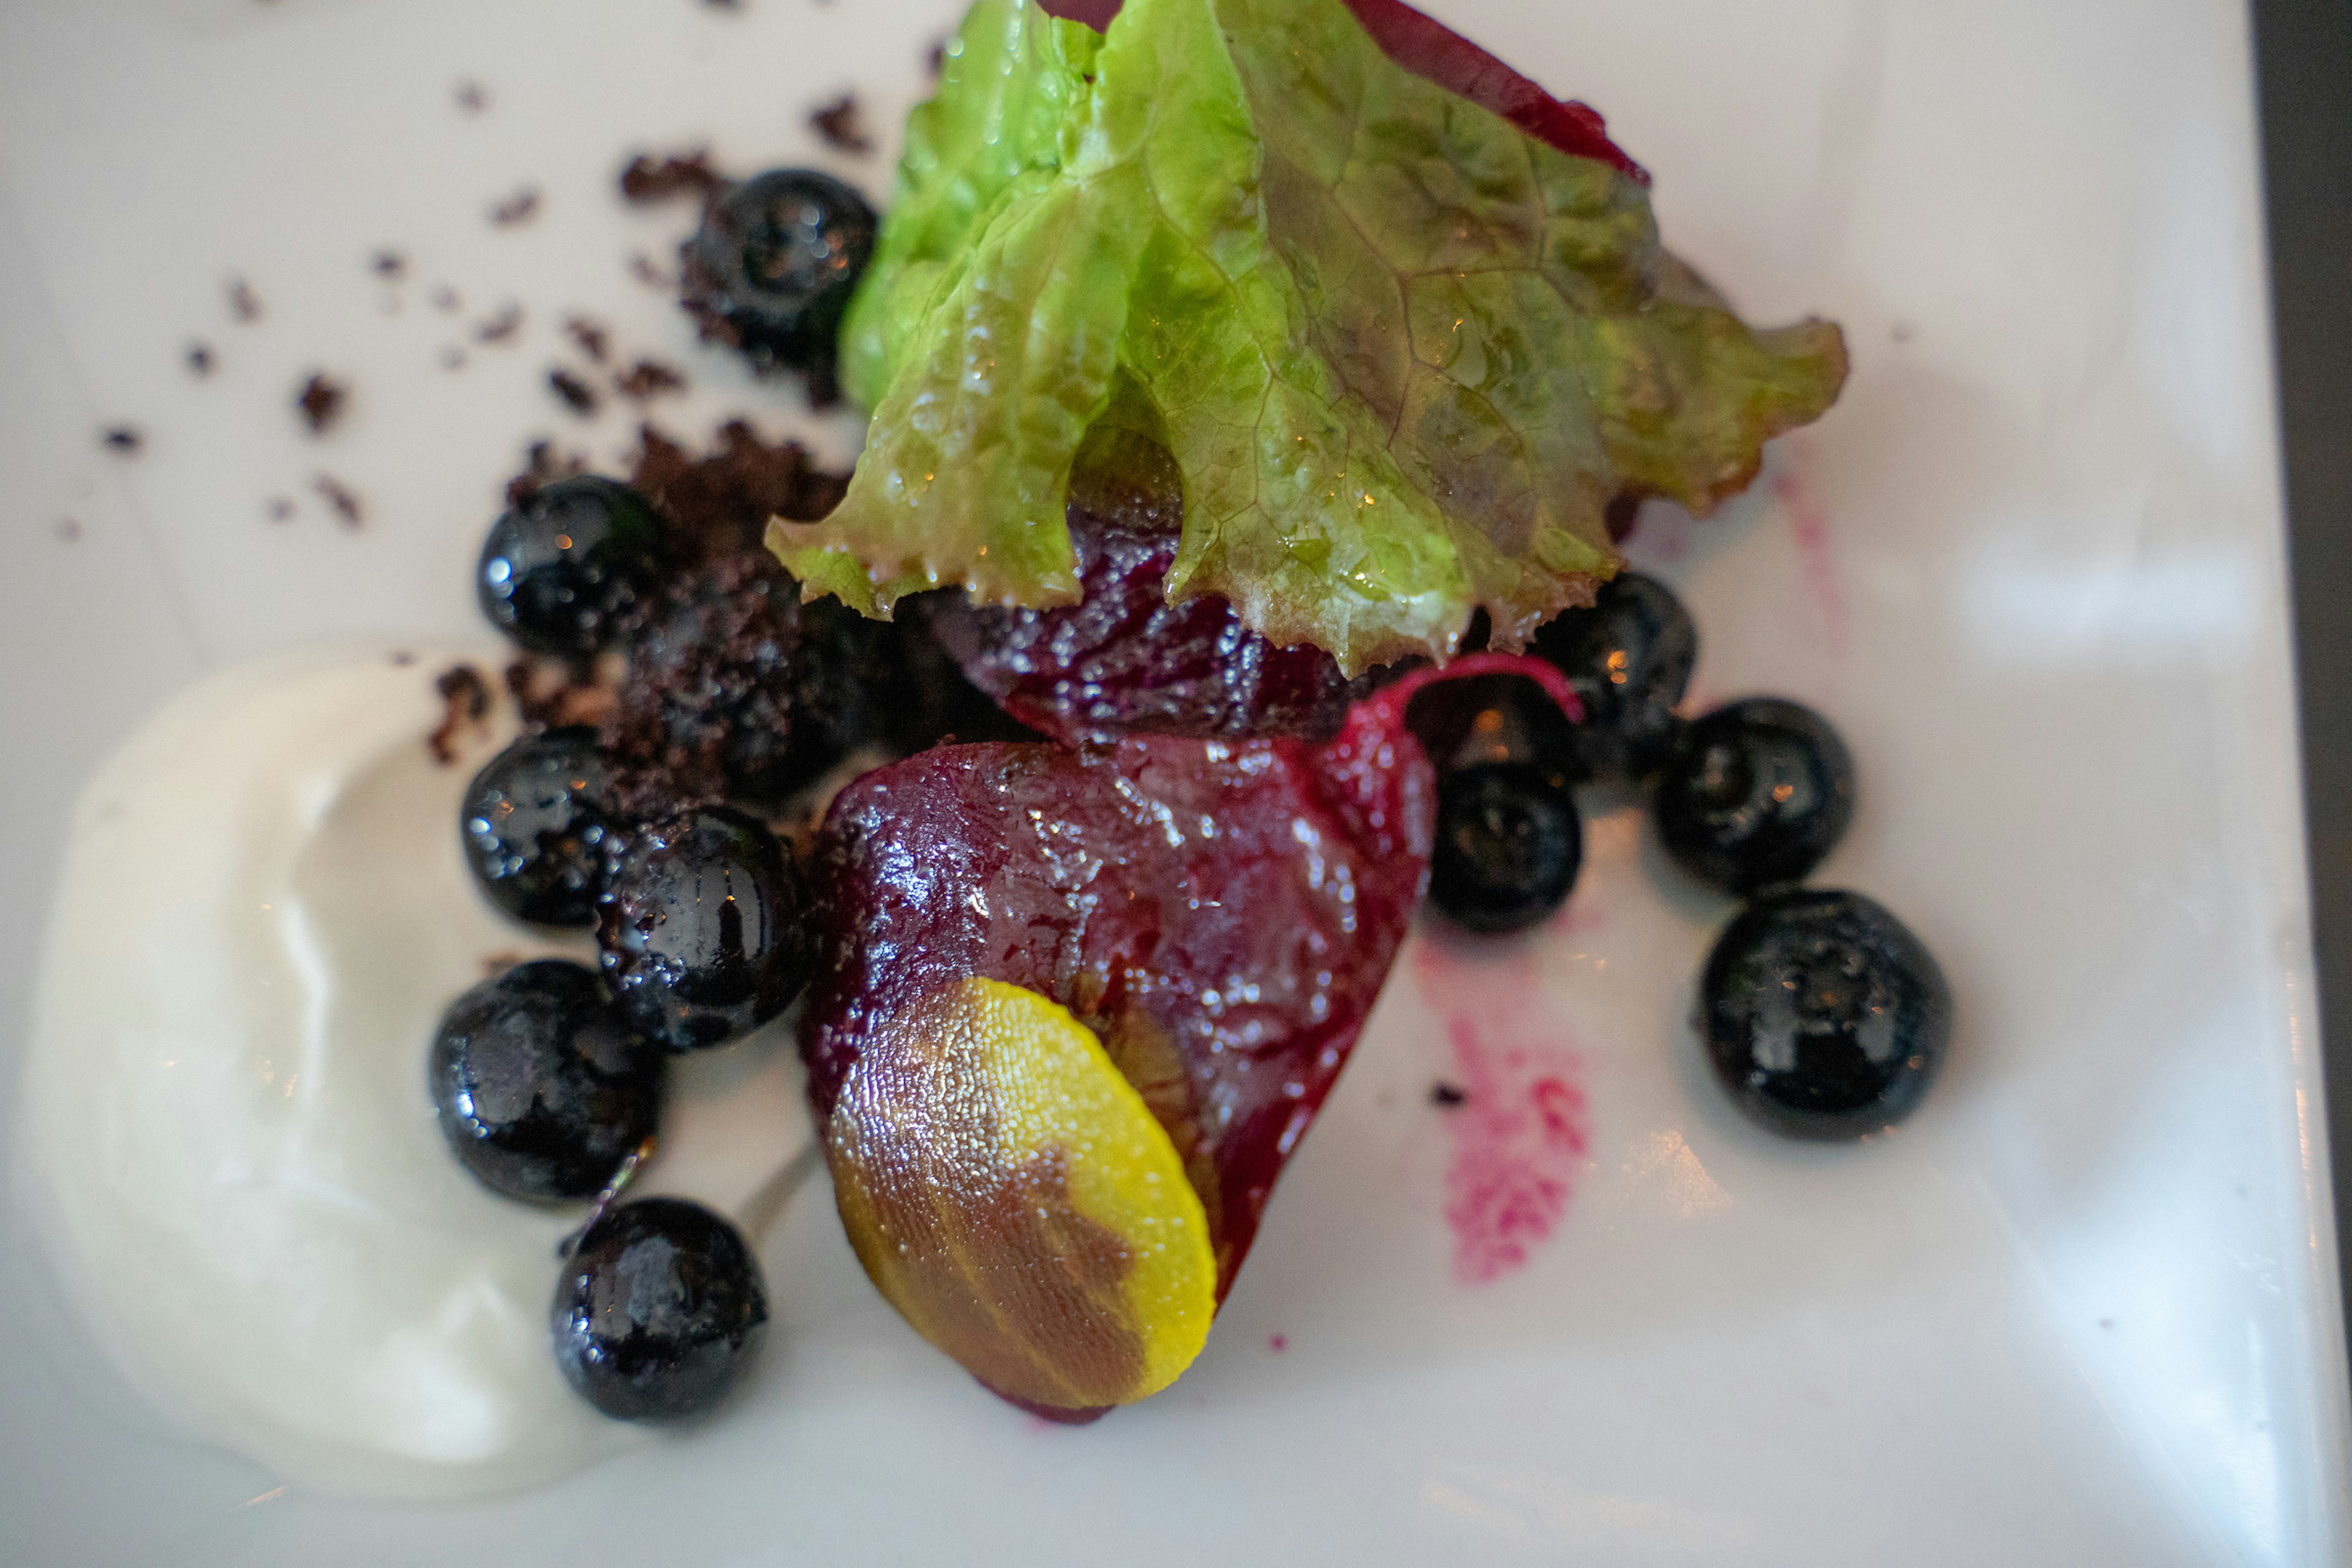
[1412,941,1591,1286]
[1773,452,1849,657]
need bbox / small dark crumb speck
[489,186,542,227]
[430,284,462,313]
[186,341,216,377]
[391,649,418,666]
[619,149,722,205]
[504,653,622,733]
[703,0,742,10]
[296,372,349,434]
[1891,320,1918,344]
[226,274,262,322]
[810,93,873,154]
[928,38,948,75]
[429,663,494,764]
[564,315,611,363]
[313,473,364,528]
[372,249,408,280]
[55,518,81,543]
[614,359,686,401]
[440,345,469,371]
[474,303,524,344]
[1431,1082,1468,1108]
[2099,1318,2116,1330]
[627,252,676,290]
[266,496,295,522]
[506,439,587,506]
[548,367,600,416]
[102,425,143,454]
[454,78,489,114]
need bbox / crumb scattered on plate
[313,473,364,527]
[489,186,542,227]
[296,373,349,435]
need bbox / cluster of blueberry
[431,478,824,1422]
[1413,572,1951,1142]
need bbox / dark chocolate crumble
[313,473,364,528]
[296,372,349,435]
[564,315,611,363]
[619,150,723,205]
[474,303,524,344]
[809,93,873,154]
[489,186,542,227]
[505,439,588,506]
[429,663,493,764]
[548,368,600,416]
[614,360,686,401]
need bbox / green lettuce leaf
[775,0,1847,672]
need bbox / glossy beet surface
[801,692,1436,1312]
[924,434,1381,746]
[477,475,667,657]
[551,1197,767,1420]
[1530,571,1696,783]
[429,961,663,1200]
[460,729,631,927]
[1654,698,1856,894]
[597,807,814,1054]
[681,170,877,396]
[1700,889,1951,1139]
[1428,763,1582,934]
[614,552,886,803]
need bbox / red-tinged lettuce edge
[1034,0,1649,184]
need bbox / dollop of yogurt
[18,646,810,1499]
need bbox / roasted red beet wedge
[918,409,1392,747]
[919,501,1389,747]
[800,655,1578,1418]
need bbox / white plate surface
[4,0,2350,1562]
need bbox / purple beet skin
[921,497,1394,748]
[801,686,1436,1307]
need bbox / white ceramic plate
[5,0,2350,1562]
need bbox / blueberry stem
[556,1134,660,1259]
[734,1142,823,1245]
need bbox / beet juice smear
[800,652,1578,1414]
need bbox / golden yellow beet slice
[823,977,1217,1410]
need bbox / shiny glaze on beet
[923,432,1382,747]
[799,692,1435,1308]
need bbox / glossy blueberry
[1653,698,1855,895]
[1531,572,1697,782]
[478,475,668,657]
[429,960,664,1200]
[551,1197,767,1421]
[1699,889,1950,1139]
[1403,673,1578,778]
[1428,762,1582,935]
[461,729,632,926]
[680,170,876,391]
[595,807,814,1052]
